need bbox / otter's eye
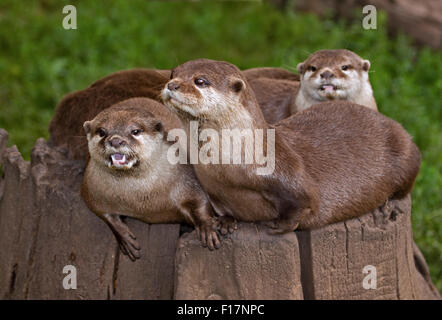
[194,78,210,87]
[131,129,143,136]
[309,66,317,72]
[341,65,351,71]
[97,128,107,138]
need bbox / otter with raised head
[161,59,420,233]
[81,97,231,260]
[295,49,377,113]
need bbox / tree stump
[175,223,303,300]
[0,132,179,299]
[297,195,440,299]
[0,130,439,299]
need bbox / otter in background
[295,49,377,113]
[243,67,300,82]
[247,49,378,124]
[248,77,299,124]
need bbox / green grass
[0,0,441,291]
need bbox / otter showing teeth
[82,97,234,261]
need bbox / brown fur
[162,59,421,233]
[81,97,229,260]
[249,78,299,124]
[243,67,300,82]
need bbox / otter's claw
[117,230,141,261]
[262,219,299,235]
[104,214,142,261]
[215,216,238,235]
[196,223,221,251]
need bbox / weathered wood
[297,195,440,299]
[113,220,180,300]
[0,145,33,299]
[0,137,179,299]
[174,223,303,300]
[0,129,9,201]
[0,129,8,165]
[0,131,439,299]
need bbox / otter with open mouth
[294,49,378,113]
[81,97,235,260]
[161,59,420,233]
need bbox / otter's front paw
[195,221,221,251]
[117,230,141,261]
[262,219,299,235]
[214,215,238,235]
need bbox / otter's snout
[108,137,127,148]
[167,82,180,91]
[320,70,335,80]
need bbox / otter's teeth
[321,85,335,92]
[111,153,126,164]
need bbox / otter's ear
[362,59,371,72]
[229,77,245,94]
[297,62,305,74]
[83,121,92,135]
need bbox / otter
[161,59,420,233]
[244,49,378,123]
[81,97,234,260]
[295,49,378,113]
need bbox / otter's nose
[108,137,126,148]
[167,82,180,91]
[320,71,335,79]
